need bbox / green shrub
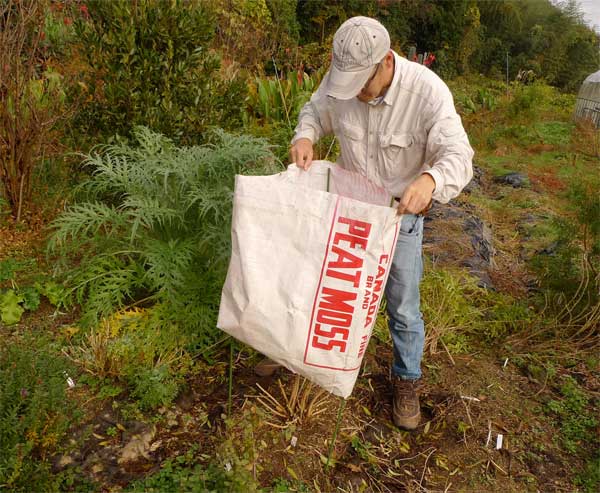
[508,83,554,120]
[475,88,497,111]
[73,0,246,144]
[129,365,180,411]
[41,3,78,58]
[486,124,538,149]
[49,127,278,337]
[0,337,78,492]
[246,121,296,164]
[534,121,574,147]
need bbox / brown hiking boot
[254,357,282,377]
[392,376,422,430]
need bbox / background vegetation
[0,0,598,491]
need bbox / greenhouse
[574,70,600,127]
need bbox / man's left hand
[397,174,436,215]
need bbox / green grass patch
[477,154,525,177]
[574,454,600,493]
[545,376,598,454]
[533,122,574,147]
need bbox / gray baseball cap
[326,17,391,100]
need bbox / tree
[0,0,68,221]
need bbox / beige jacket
[292,51,474,204]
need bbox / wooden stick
[228,338,234,417]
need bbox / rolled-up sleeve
[292,71,334,145]
[422,83,474,204]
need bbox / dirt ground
[55,337,597,492]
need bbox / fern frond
[141,237,197,304]
[71,256,147,326]
[119,196,183,242]
[48,202,127,252]
[130,125,174,156]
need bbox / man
[258,16,473,430]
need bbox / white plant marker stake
[485,420,492,447]
[496,434,504,450]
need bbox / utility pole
[506,51,509,96]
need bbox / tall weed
[248,69,317,125]
[532,181,599,331]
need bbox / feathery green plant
[49,127,279,342]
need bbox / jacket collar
[382,50,403,106]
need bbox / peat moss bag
[217,160,400,398]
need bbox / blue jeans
[384,213,425,381]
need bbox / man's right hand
[289,138,314,170]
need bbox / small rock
[166,411,179,428]
[494,172,529,188]
[175,389,197,411]
[118,425,156,464]
[53,454,74,472]
[100,412,116,425]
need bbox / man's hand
[289,138,314,170]
[397,174,436,215]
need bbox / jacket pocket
[380,132,421,180]
[340,120,365,141]
[381,132,413,148]
[338,120,365,169]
